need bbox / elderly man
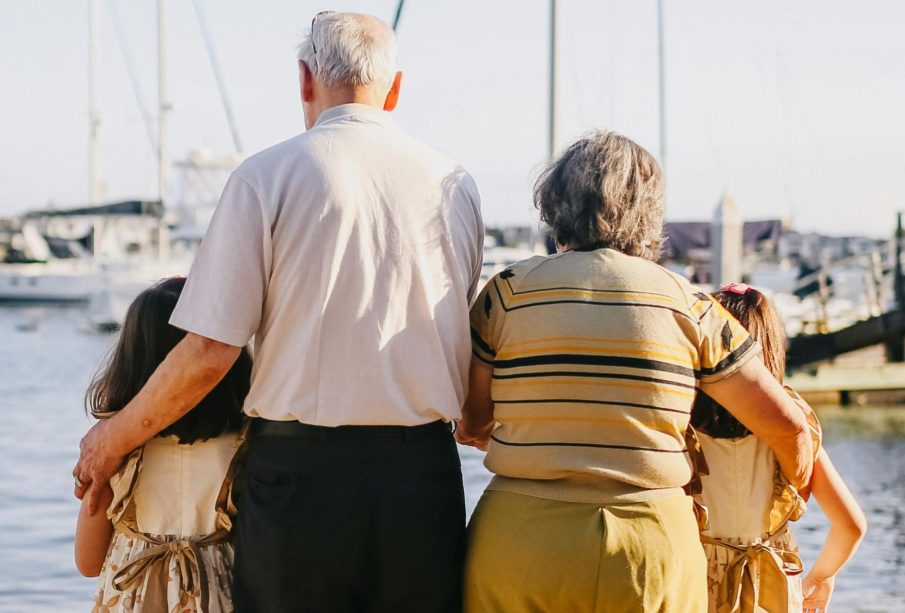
[73,11,483,612]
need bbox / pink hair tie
[720,282,752,295]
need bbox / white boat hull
[0,262,102,302]
[87,259,192,329]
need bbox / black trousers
[233,419,466,613]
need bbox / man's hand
[72,332,242,515]
[73,419,127,516]
[72,333,241,515]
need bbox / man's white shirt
[171,103,484,426]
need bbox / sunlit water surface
[1,306,903,612]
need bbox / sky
[1,0,903,237]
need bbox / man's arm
[455,360,494,451]
[701,358,814,490]
[73,333,241,514]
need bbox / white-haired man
[73,11,483,611]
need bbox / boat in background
[82,151,239,330]
[0,218,99,302]
[0,200,174,304]
[0,260,101,303]
[86,257,192,331]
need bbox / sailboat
[0,0,238,309]
[0,199,172,303]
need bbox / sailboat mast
[657,0,667,188]
[191,0,243,154]
[392,0,406,31]
[157,0,170,205]
[88,0,102,204]
[548,0,560,160]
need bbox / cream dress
[92,432,242,613]
[693,389,821,613]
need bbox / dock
[787,361,905,406]
[781,213,905,405]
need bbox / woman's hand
[455,419,494,451]
[701,358,814,490]
[803,573,835,612]
[458,360,495,451]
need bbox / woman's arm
[74,484,114,577]
[802,448,867,612]
[455,360,495,451]
[701,358,814,490]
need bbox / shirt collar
[314,103,395,128]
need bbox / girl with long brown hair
[692,283,866,613]
[74,277,252,612]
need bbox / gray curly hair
[534,130,664,260]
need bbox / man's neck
[316,86,385,117]
[337,85,384,106]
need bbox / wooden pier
[784,213,905,405]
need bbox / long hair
[534,130,664,260]
[85,277,252,444]
[691,287,786,438]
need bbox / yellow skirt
[464,490,707,613]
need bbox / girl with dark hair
[74,277,252,612]
[691,283,865,613]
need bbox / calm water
[1,305,903,612]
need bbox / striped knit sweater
[470,249,759,504]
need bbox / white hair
[297,12,397,92]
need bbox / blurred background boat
[0,0,241,327]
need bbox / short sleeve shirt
[467,249,759,503]
[171,104,484,426]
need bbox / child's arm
[74,484,114,577]
[802,448,867,612]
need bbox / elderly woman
[456,130,814,612]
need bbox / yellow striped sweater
[470,249,759,504]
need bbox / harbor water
[1,305,903,612]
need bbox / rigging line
[759,3,833,192]
[106,0,158,156]
[190,0,244,154]
[392,0,406,31]
[757,2,805,222]
[668,5,729,186]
